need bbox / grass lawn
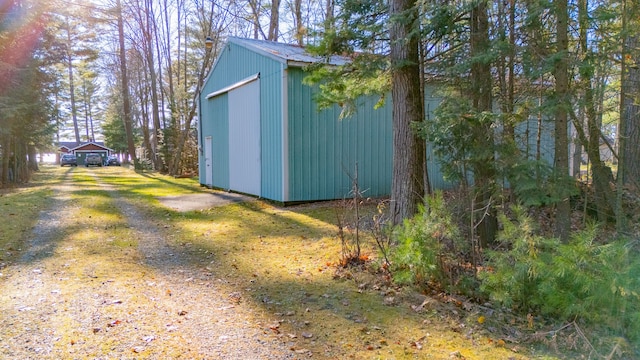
[0,165,564,359]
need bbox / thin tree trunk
[137,65,152,165]
[83,80,91,141]
[325,0,334,33]
[617,0,629,232]
[168,1,216,175]
[1,137,9,185]
[144,0,164,171]
[578,0,615,222]
[153,4,167,130]
[28,144,38,171]
[506,0,515,139]
[66,17,81,144]
[248,0,267,40]
[161,0,178,164]
[117,0,138,166]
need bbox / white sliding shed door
[228,79,261,196]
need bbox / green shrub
[479,205,558,310]
[505,159,579,207]
[390,192,465,291]
[480,207,640,351]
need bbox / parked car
[60,154,77,167]
[106,155,121,166]
[85,153,103,167]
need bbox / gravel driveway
[0,172,293,359]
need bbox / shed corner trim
[205,73,260,99]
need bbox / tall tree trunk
[144,0,164,171]
[617,0,631,232]
[168,1,215,175]
[82,80,91,141]
[117,0,138,166]
[161,0,178,164]
[0,137,9,185]
[325,0,334,33]
[66,17,81,144]
[553,0,571,241]
[248,0,267,39]
[506,0,516,140]
[389,0,425,224]
[470,0,497,247]
[621,34,640,191]
[137,66,152,165]
[153,5,167,130]
[28,144,38,171]
[577,0,615,222]
[268,0,280,40]
[293,0,304,46]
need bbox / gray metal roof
[228,37,350,66]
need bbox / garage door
[228,78,261,196]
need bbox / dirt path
[0,171,293,359]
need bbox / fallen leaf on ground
[383,297,396,306]
[108,320,122,327]
[268,322,280,333]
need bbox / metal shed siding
[258,65,284,201]
[201,41,284,200]
[286,67,392,201]
[424,88,449,191]
[421,87,557,190]
[515,117,555,164]
[209,94,229,189]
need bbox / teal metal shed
[197,38,558,203]
[198,37,402,203]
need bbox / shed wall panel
[424,89,449,191]
[207,93,229,190]
[286,68,392,202]
[259,64,284,201]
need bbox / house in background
[58,142,77,155]
[58,141,113,166]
